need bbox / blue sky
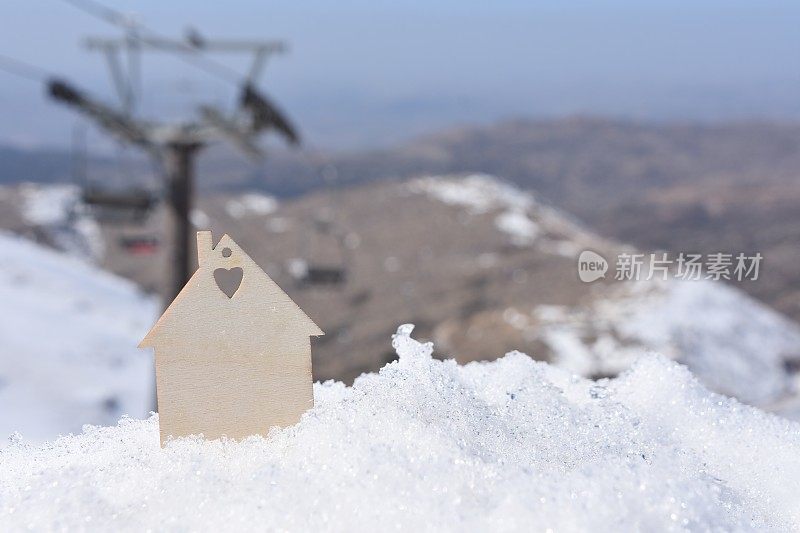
[1,0,799,150]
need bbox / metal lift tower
[47,6,299,303]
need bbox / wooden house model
[139,231,323,444]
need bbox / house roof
[139,232,323,349]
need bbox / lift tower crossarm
[47,78,155,151]
[85,35,286,54]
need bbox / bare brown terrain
[318,118,800,321]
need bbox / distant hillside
[0,145,77,184]
[6,117,800,199]
[4,176,800,417]
[4,117,800,320]
[326,118,800,322]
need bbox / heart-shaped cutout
[214,267,243,298]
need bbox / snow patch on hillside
[2,325,799,531]
[409,173,533,213]
[225,193,278,219]
[0,233,156,443]
[535,279,800,407]
[190,209,211,227]
[19,183,104,260]
[494,210,540,245]
[409,174,610,255]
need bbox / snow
[265,216,291,233]
[410,174,539,246]
[408,175,800,409]
[19,183,105,260]
[225,193,278,219]
[0,233,157,444]
[190,209,211,228]
[2,324,800,531]
[535,279,800,407]
[409,173,533,214]
[409,174,605,253]
[494,209,540,245]
[20,184,75,226]
[286,258,309,280]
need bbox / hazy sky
[1,0,799,150]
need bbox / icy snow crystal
[2,325,800,531]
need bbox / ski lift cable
[0,53,52,83]
[55,0,243,84]
[57,0,131,28]
[0,55,149,193]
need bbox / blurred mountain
[2,175,799,417]
[367,118,800,321]
[276,117,800,323]
[2,117,800,323]
[7,116,800,196]
[0,145,83,185]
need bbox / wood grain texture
[140,231,323,445]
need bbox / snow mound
[0,233,156,443]
[3,325,799,531]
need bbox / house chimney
[197,231,213,267]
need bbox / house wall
[155,337,313,443]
